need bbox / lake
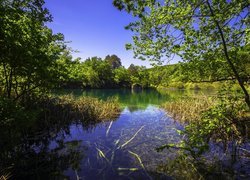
[55,89,185,179]
[2,88,247,179]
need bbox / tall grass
[39,95,121,125]
[161,96,215,123]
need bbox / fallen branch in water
[96,147,110,164]
[128,150,145,169]
[120,125,145,149]
[128,150,152,180]
[106,121,113,137]
[117,167,139,171]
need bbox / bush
[0,98,36,127]
[167,82,185,89]
[161,86,249,158]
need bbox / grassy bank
[157,81,250,91]
[0,95,121,179]
[161,91,250,153]
[1,95,121,129]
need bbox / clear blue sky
[44,0,152,68]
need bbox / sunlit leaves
[0,0,65,98]
[113,0,250,66]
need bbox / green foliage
[0,0,65,99]
[113,0,250,107]
[113,0,249,64]
[0,97,36,127]
[113,66,130,87]
[105,54,122,69]
[54,55,155,89]
[162,87,249,158]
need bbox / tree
[113,66,130,87]
[55,49,86,88]
[0,0,65,99]
[104,54,122,69]
[113,0,250,108]
[83,57,115,88]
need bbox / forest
[0,0,250,179]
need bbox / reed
[161,96,215,123]
[0,167,12,180]
[38,95,121,125]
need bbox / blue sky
[44,0,152,68]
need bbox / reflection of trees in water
[0,110,101,179]
[79,89,172,110]
[127,105,148,112]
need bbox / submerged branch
[106,121,113,137]
[120,125,145,149]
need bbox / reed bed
[161,96,215,123]
[38,95,121,125]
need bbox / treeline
[55,52,150,89]
[147,45,250,90]
[58,44,250,90]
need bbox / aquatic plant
[161,95,215,124]
[160,87,250,178]
[156,153,204,180]
[38,95,121,126]
[0,167,12,180]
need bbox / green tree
[104,54,122,69]
[0,0,65,99]
[82,57,115,88]
[113,66,130,87]
[55,49,85,88]
[113,0,250,108]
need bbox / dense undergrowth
[158,81,250,91]
[159,87,250,178]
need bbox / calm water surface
[57,89,185,179]
[3,89,243,179]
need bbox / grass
[158,81,250,91]
[160,92,250,179]
[39,94,121,125]
[0,167,12,180]
[161,96,215,124]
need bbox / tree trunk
[206,0,250,109]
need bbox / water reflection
[0,116,87,179]
[1,89,216,179]
[56,88,215,108]
[57,88,172,109]
[0,104,182,179]
[62,106,181,179]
